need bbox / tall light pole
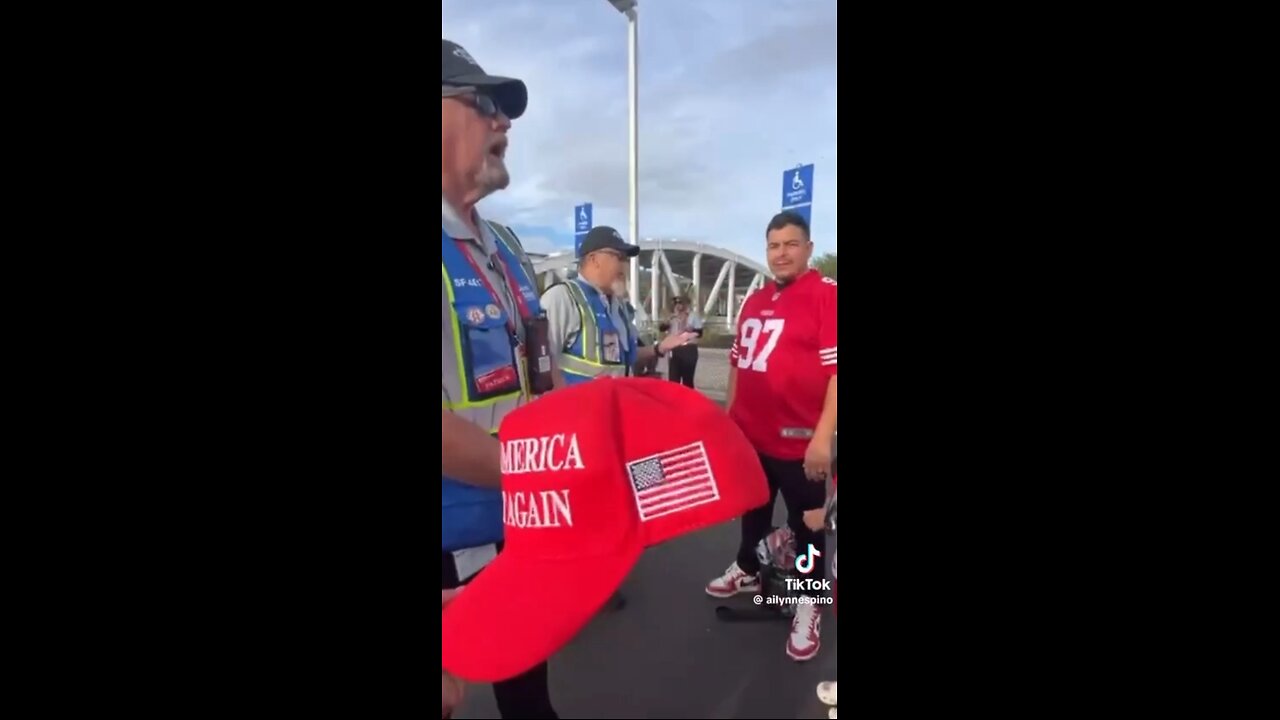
[608,0,640,311]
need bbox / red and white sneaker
[787,603,822,661]
[704,562,761,598]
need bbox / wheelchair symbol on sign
[792,171,805,191]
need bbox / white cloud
[444,0,839,264]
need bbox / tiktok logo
[795,543,822,574]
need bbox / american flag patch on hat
[626,441,720,521]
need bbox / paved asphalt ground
[681,347,732,404]
[454,349,839,719]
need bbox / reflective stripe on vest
[559,279,632,381]
[440,228,544,412]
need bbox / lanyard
[453,240,532,334]
[494,251,533,321]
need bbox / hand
[442,589,466,717]
[803,436,833,482]
[442,666,463,717]
[443,670,465,718]
[803,508,826,531]
[658,331,696,354]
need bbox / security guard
[541,226,693,387]
[441,38,559,719]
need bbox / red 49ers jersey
[728,269,837,460]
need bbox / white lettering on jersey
[503,489,574,528]
[500,433,585,474]
[735,318,786,372]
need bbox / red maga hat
[441,377,770,683]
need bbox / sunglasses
[442,85,504,118]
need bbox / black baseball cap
[442,39,528,120]
[578,226,640,259]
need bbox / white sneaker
[817,680,837,706]
[704,562,760,598]
[786,603,821,661]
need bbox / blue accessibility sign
[781,164,814,209]
[574,203,593,257]
[780,164,814,233]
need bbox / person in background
[440,37,559,719]
[659,296,704,388]
[703,210,838,663]
[541,226,692,387]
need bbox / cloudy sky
[443,0,838,265]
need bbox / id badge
[602,331,621,363]
[476,363,519,394]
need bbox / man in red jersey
[704,210,837,662]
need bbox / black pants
[667,345,698,387]
[442,544,559,720]
[735,453,834,595]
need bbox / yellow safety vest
[556,279,634,384]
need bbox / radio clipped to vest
[525,310,554,395]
